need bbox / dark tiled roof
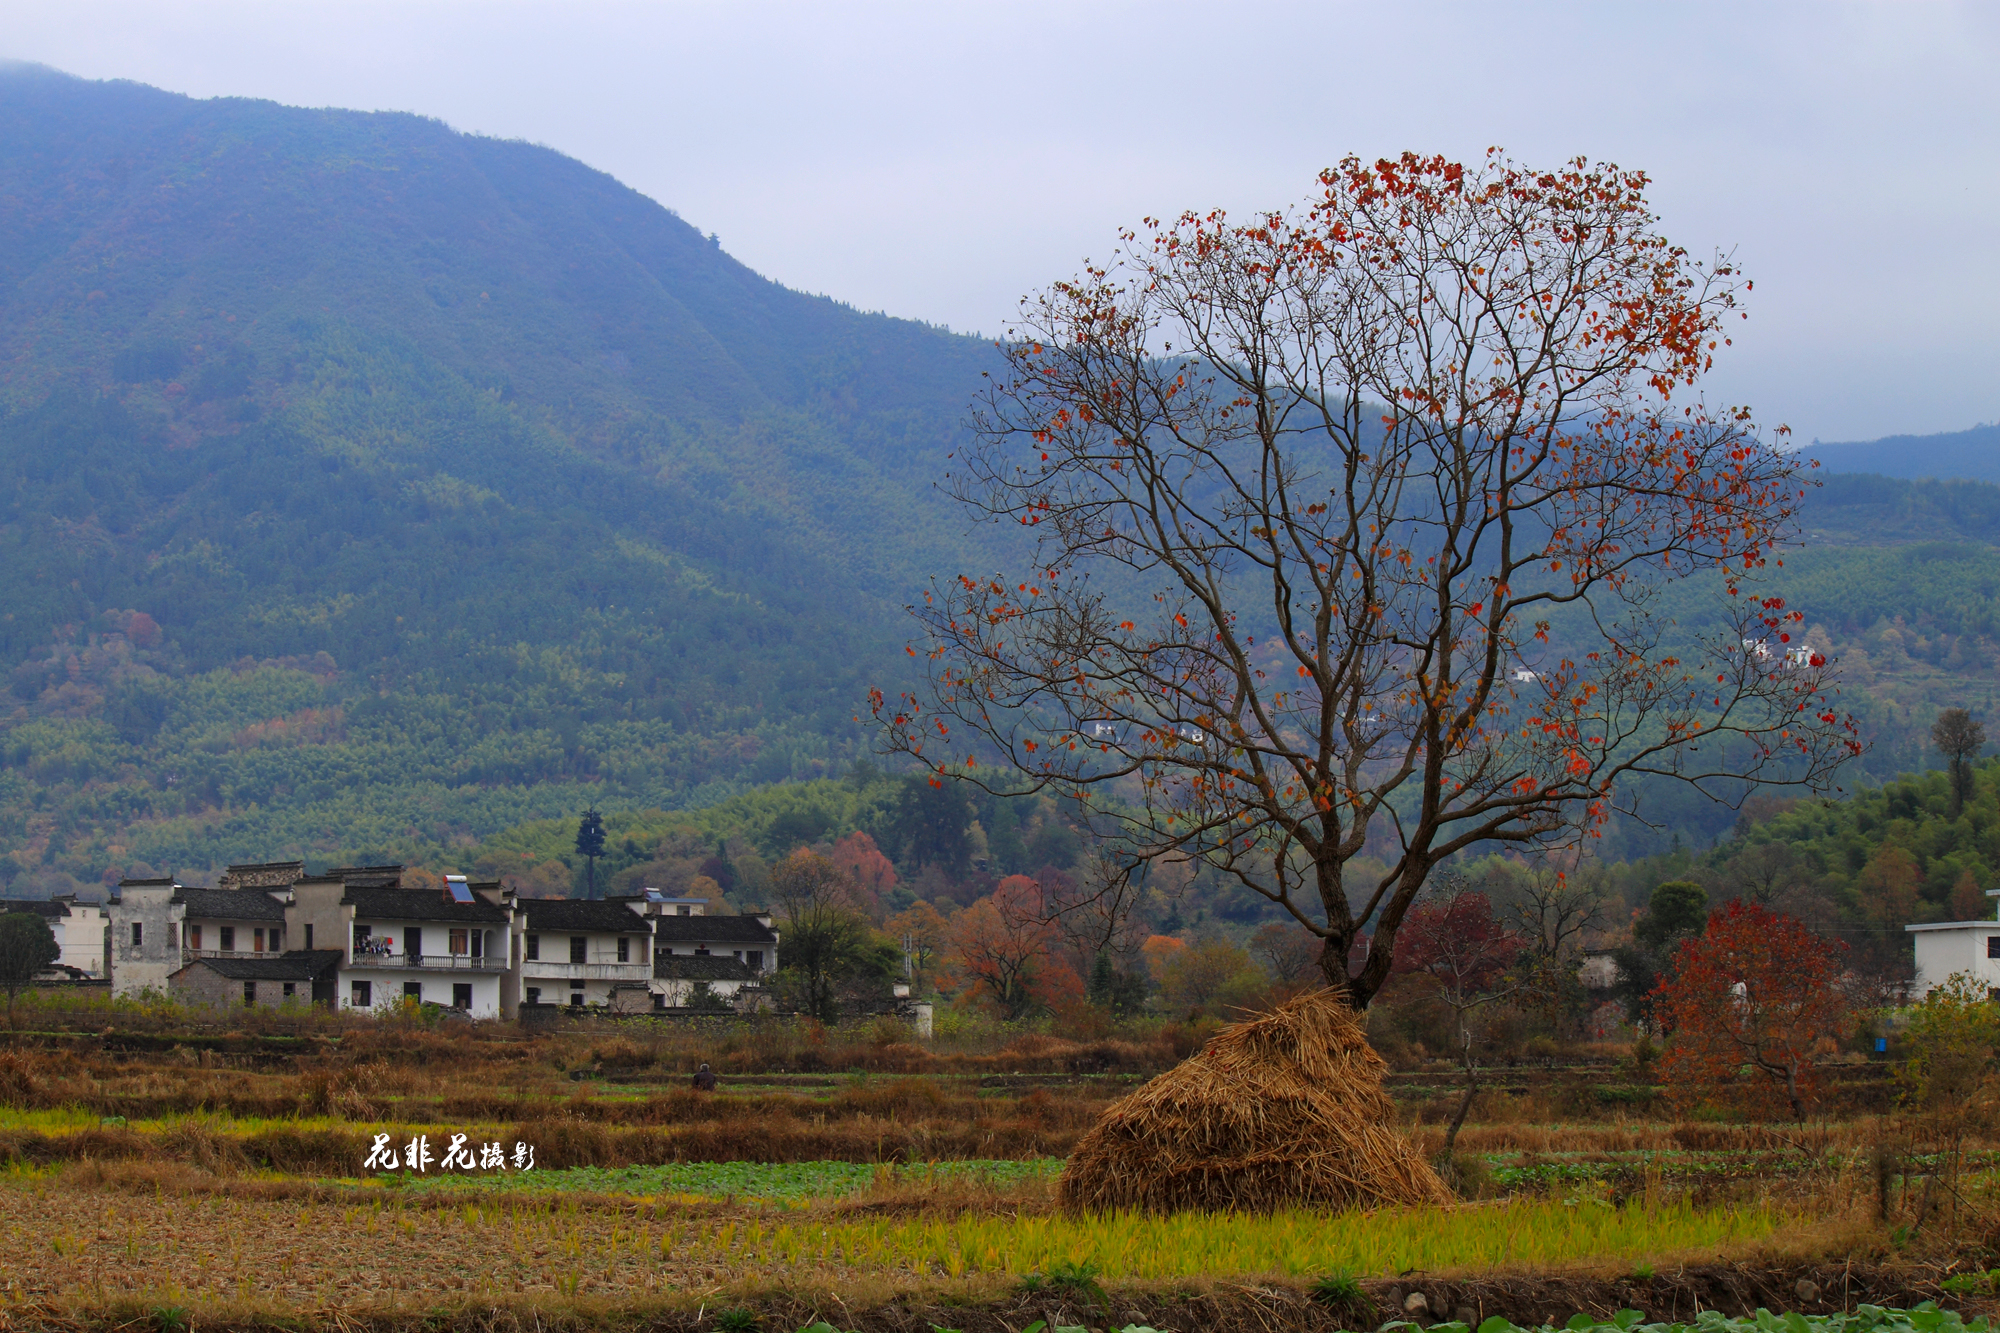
[177,888,288,921]
[519,900,654,932]
[0,900,70,919]
[326,865,404,889]
[343,886,509,923]
[652,916,777,945]
[117,878,178,888]
[654,954,758,982]
[178,950,343,982]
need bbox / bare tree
[1395,885,1526,1153]
[1499,863,1607,1033]
[1932,708,1986,817]
[877,152,1859,1008]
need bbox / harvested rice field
[0,1168,1801,1306]
[0,999,1991,1332]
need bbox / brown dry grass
[1060,989,1451,1213]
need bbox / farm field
[0,1000,1990,1332]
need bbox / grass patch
[733,1197,1793,1279]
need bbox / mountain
[3,61,1997,892]
[0,64,1007,890]
[1802,423,2000,484]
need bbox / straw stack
[1058,987,1452,1213]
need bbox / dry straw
[1059,987,1452,1213]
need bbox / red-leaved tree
[1655,900,1846,1124]
[947,875,1061,1019]
[1393,886,1526,1149]
[875,150,1860,1008]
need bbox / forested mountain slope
[1,62,1996,891]
[0,64,1003,888]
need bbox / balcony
[521,960,652,981]
[182,948,287,963]
[345,952,507,971]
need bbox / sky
[1,0,1995,444]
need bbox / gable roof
[654,954,758,982]
[519,899,654,933]
[177,887,287,921]
[342,886,510,924]
[175,949,344,982]
[652,916,778,945]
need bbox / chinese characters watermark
[363,1132,534,1172]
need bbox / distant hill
[0,64,1007,888]
[1803,423,2000,484]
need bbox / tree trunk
[1444,1025,1478,1153]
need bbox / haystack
[1059,987,1452,1213]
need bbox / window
[244,981,256,1007]
[617,937,630,963]
[525,987,541,1005]
[695,946,710,956]
[453,983,473,1009]
[403,981,423,999]
[304,924,313,950]
[676,905,691,917]
[131,922,143,948]
[406,927,423,959]
[220,926,235,952]
[652,993,665,1010]
[569,991,584,1007]
[189,924,203,950]
[449,928,469,955]
[351,980,372,1008]
[746,951,763,972]
[525,934,540,961]
[270,926,281,950]
[282,982,295,998]
[1988,936,2000,959]
[569,936,586,965]
[473,930,486,959]
[254,928,265,953]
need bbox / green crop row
[800,1308,1985,1333]
[751,1198,1787,1279]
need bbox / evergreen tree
[574,809,607,899]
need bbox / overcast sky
[2,0,1995,444]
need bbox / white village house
[517,897,655,1011]
[1905,889,2000,999]
[642,894,779,1008]
[0,895,109,978]
[96,863,787,1019]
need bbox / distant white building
[1905,890,2000,999]
[0,895,108,977]
[1577,951,1620,990]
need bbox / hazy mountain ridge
[1803,423,2000,485]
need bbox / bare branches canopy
[876,152,1860,1007]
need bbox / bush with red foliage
[1654,900,1846,1124]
